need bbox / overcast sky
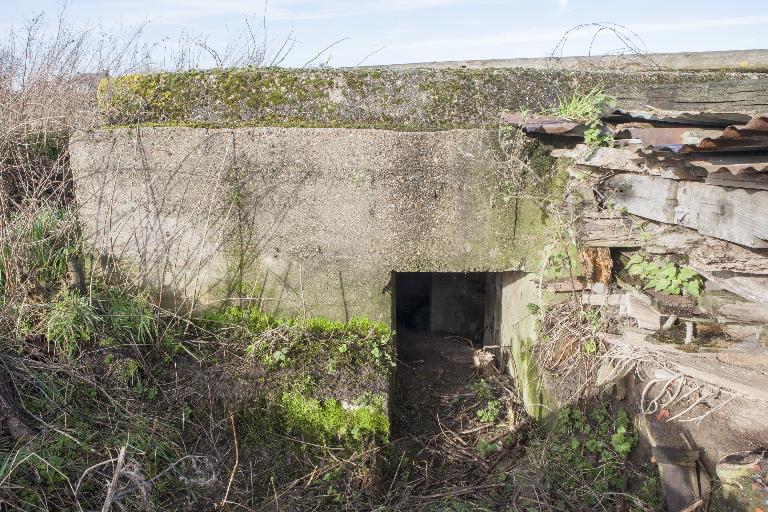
[2,0,767,68]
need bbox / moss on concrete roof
[99,67,768,129]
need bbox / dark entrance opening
[389,271,516,493]
[394,272,488,346]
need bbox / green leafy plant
[471,378,491,400]
[101,288,157,343]
[625,254,703,296]
[476,439,499,460]
[547,250,574,277]
[553,86,616,147]
[45,290,98,357]
[534,405,641,510]
[476,400,502,423]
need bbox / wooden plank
[604,174,678,224]
[694,269,768,304]
[689,238,768,275]
[698,290,768,324]
[581,292,622,306]
[581,212,768,275]
[675,181,768,248]
[609,329,768,401]
[610,79,768,113]
[620,293,662,330]
[542,276,589,292]
[581,213,645,247]
[604,175,768,248]
[705,171,768,191]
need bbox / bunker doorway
[389,271,526,486]
[393,272,488,346]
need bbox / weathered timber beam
[603,174,768,248]
[698,290,768,324]
[581,213,768,275]
[695,269,768,304]
[610,78,768,113]
[605,329,768,402]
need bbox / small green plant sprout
[476,439,500,459]
[583,338,598,355]
[553,86,616,147]
[476,400,502,423]
[526,302,540,315]
[547,250,572,277]
[625,254,704,297]
[471,378,491,400]
[581,307,602,332]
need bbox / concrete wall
[71,126,552,323]
[484,271,542,418]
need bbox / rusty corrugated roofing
[686,155,768,174]
[612,123,722,146]
[650,113,768,154]
[499,112,585,136]
[608,109,753,127]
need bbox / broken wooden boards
[604,174,768,248]
[580,212,768,304]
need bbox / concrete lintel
[376,49,768,72]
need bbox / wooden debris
[604,174,768,248]
[579,247,613,285]
[695,270,768,304]
[620,294,662,330]
[541,276,589,292]
[611,328,768,402]
[698,290,768,324]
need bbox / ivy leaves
[625,254,703,297]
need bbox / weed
[553,86,615,147]
[471,378,492,400]
[476,440,500,460]
[100,287,158,343]
[625,253,704,297]
[581,307,603,332]
[546,250,573,277]
[45,289,98,356]
[532,404,641,510]
[476,400,502,423]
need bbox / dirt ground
[384,330,529,509]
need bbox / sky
[2,0,767,68]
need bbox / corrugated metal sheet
[651,113,768,154]
[612,123,722,146]
[608,109,752,127]
[499,112,585,136]
[687,155,768,174]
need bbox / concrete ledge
[98,65,768,128]
[380,49,768,72]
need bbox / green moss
[99,67,766,129]
[280,390,388,443]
